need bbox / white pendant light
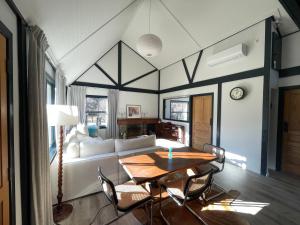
[136,0,162,57]
[137,33,162,57]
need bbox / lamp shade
[136,33,162,57]
[47,105,79,126]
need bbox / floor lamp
[47,105,79,223]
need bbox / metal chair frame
[90,167,153,225]
[202,143,226,201]
[159,169,214,225]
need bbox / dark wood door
[0,33,10,225]
[192,95,213,151]
[282,89,300,176]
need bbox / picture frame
[126,105,141,118]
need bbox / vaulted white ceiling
[14,0,298,84]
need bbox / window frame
[86,95,108,129]
[46,74,57,163]
[163,98,190,123]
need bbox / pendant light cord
[148,0,152,33]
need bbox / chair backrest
[203,144,225,164]
[98,167,118,206]
[183,169,213,200]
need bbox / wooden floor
[58,163,300,225]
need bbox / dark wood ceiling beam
[279,0,300,28]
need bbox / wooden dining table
[119,147,217,185]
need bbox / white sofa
[50,134,165,203]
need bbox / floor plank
[58,163,300,225]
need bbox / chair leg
[89,203,114,225]
[205,183,226,202]
[185,204,209,225]
[159,185,171,225]
[150,199,153,225]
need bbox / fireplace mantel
[117,118,159,125]
[117,118,159,138]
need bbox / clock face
[230,87,245,100]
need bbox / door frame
[189,93,214,147]
[0,20,16,225]
[276,85,300,171]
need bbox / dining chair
[159,169,214,225]
[90,167,153,225]
[195,143,226,200]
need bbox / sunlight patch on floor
[202,199,270,215]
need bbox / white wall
[279,31,300,88]
[221,76,264,173]
[193,21,265,82]
[0,1,22,224]
[282,31,300,69]
[160,21,265,90]
[160,84,218,146]
[159,21,268,174]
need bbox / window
[45,58,56,162]
[86,95,108,128]
[163,97,189,122]
[46,77,56,161]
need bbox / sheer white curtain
[67,85,86,124]
[28,25,54,225]
[107,89,119,138]
[55,67,66,104]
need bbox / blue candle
[168,147,173,159]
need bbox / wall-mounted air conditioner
[207,43,247,67]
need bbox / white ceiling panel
[122,0,200,69]
[15,0,135,59]
[58,1,140,84]
[14,0,298,82]
[161,0,297,48]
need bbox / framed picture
[126,105,141,118]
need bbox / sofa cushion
[65,142,80,159]
[80,138,115,158]
[115,135,156,152]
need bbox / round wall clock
[230,87,245,100]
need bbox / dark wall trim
[158,70,160,118]
[182,59,192,84]
[216,83,222,147]
[189,93,214,147]
[73,82,118,90]
[118,41,122,86]
[94,64,118,86]
[260,17,273,176]
[86,95,107,98]
[73,81,158,94]
[160,67,265,94]
[5,0,27,25]
[279,0,300,29]
[191,50,203,82]
[276,85,300,171]
[279,66,300,77]
[0,19,16,225]
[122,69,157,87]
